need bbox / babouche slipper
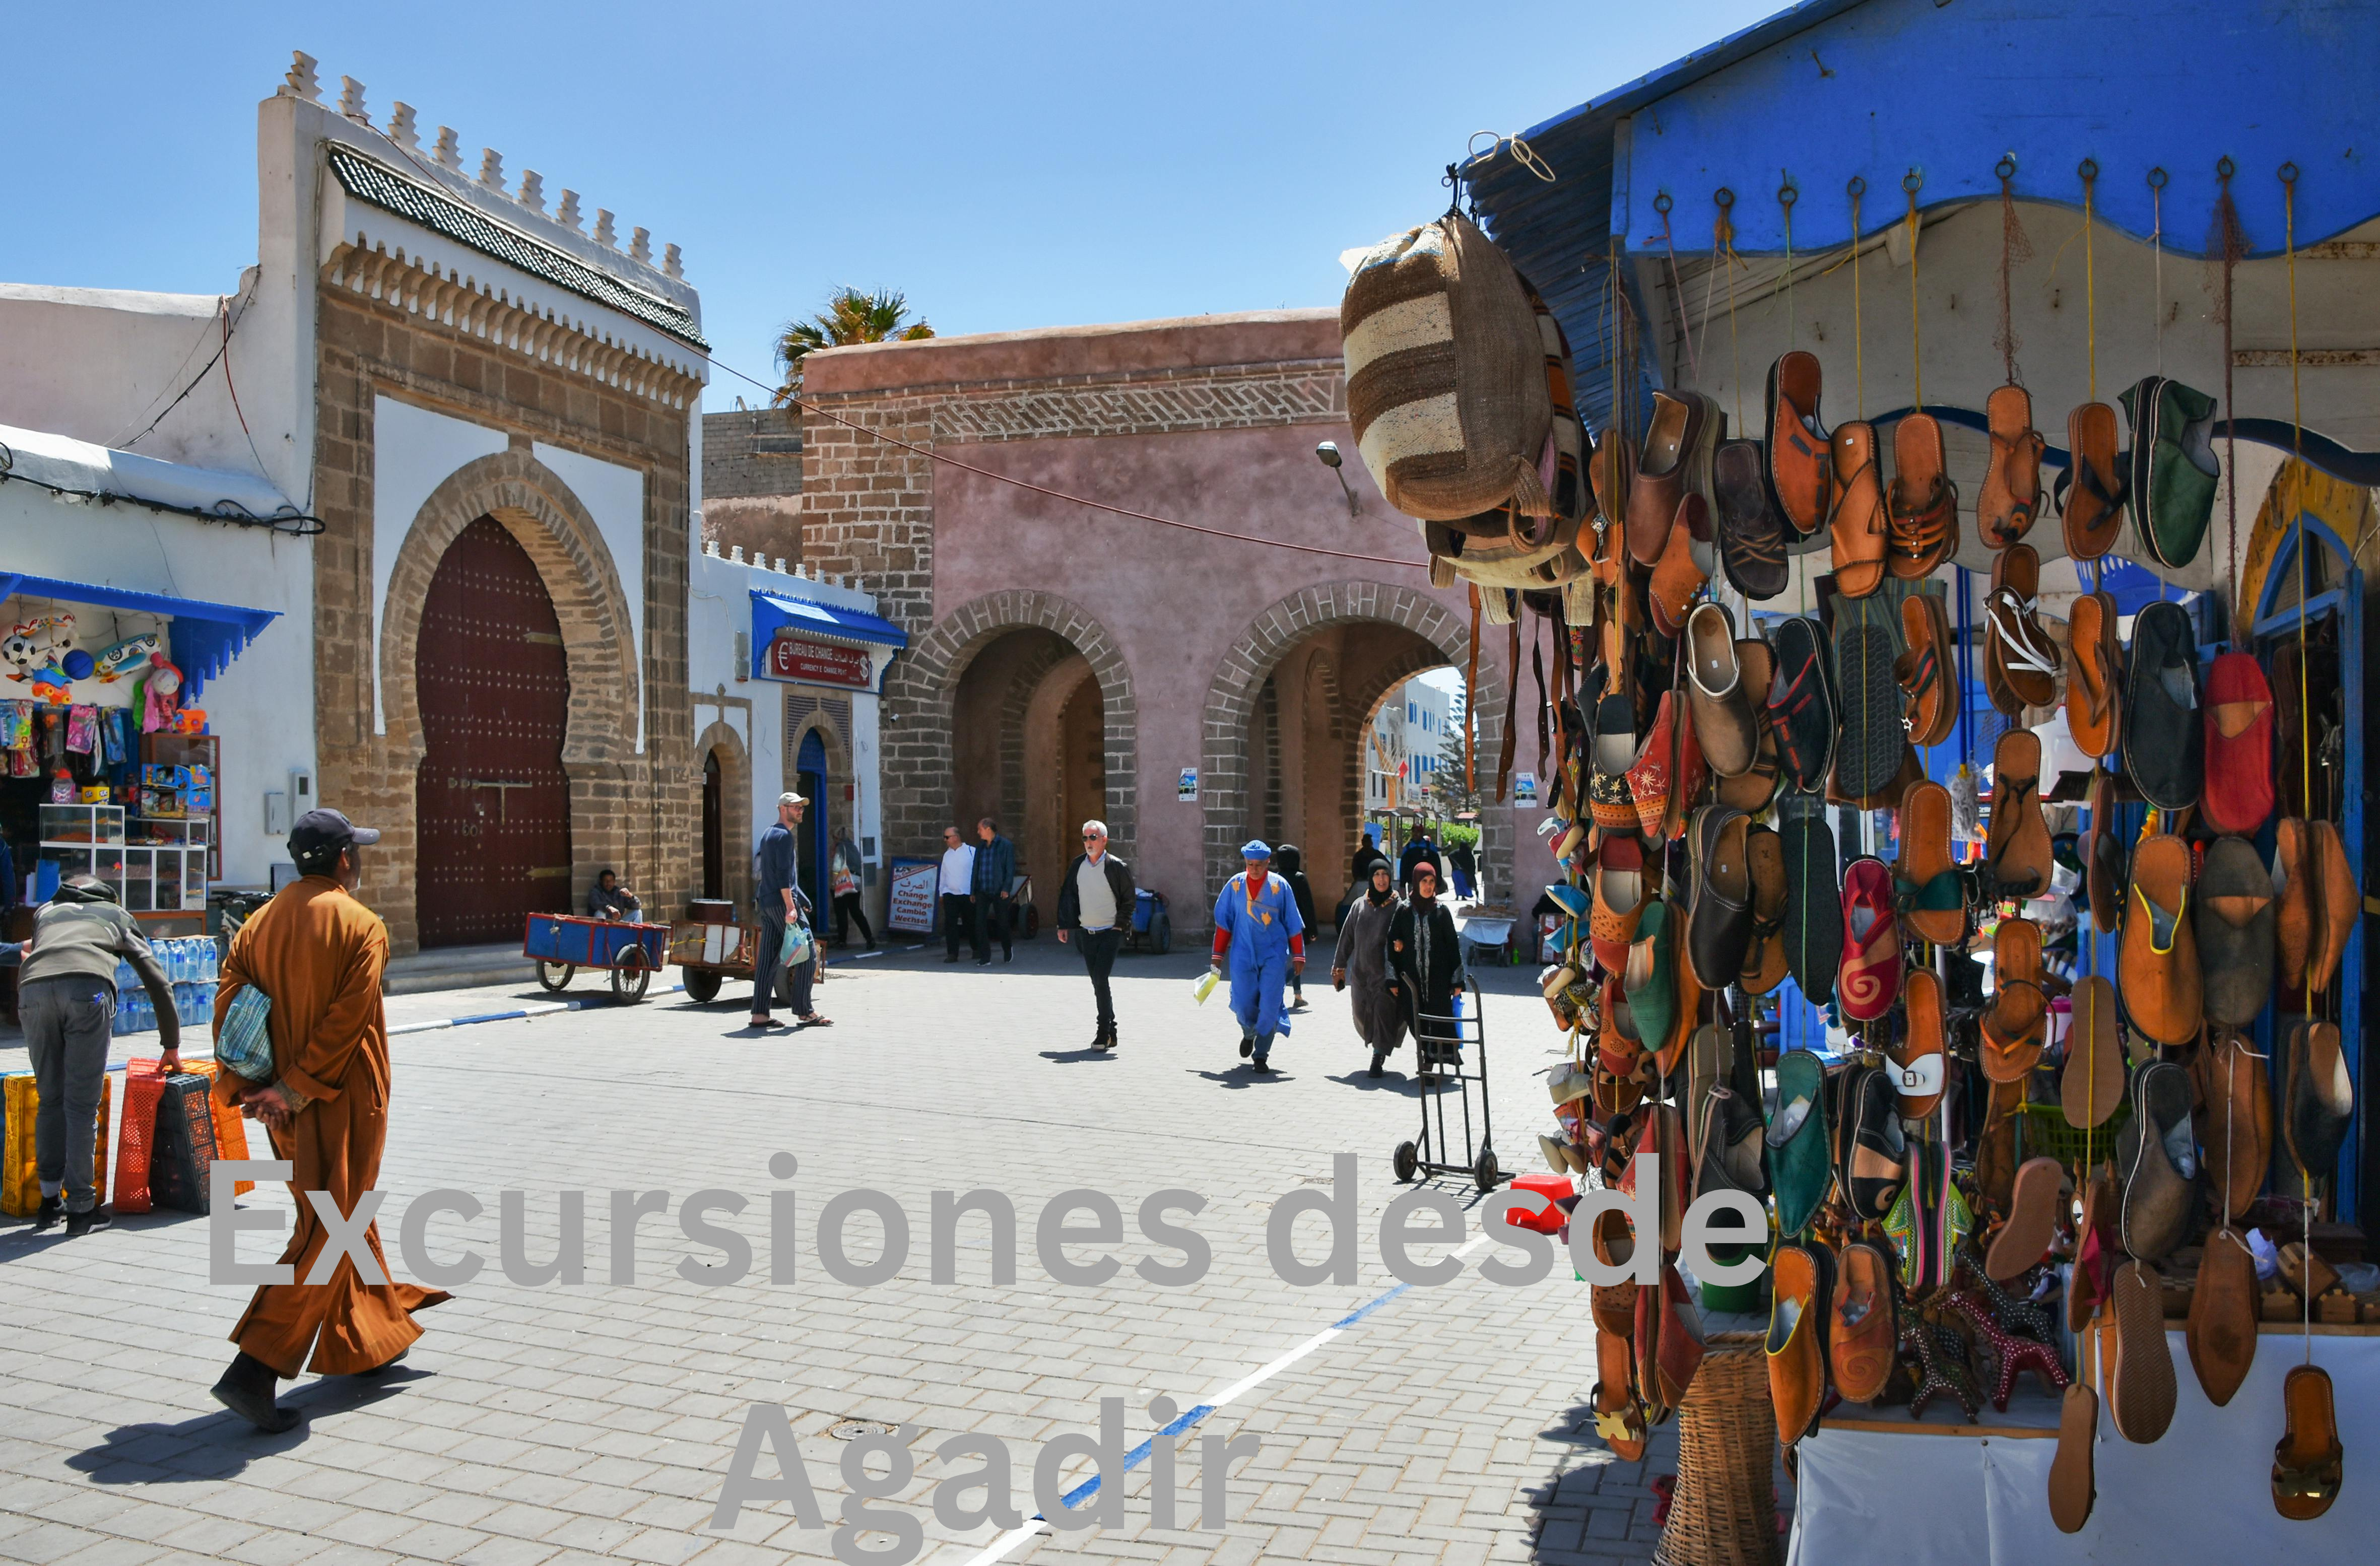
[2123,600,2203,812]
[2201,650,2275,834]
[1836,856,1902,1023]
[1766,1240,1833,1444]
[1828,1238,1898,1405]
[1765,350,1836,541]
[1828,421,1890,598]
[2284,1020,2354,1182]
[2107,1258,2177,1444]
[1767,1049,1833,1238]
[2195,835,2275,1028]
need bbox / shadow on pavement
[67,1366,434,1481]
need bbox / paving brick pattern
[0,941,1776,1565]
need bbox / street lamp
[1314,441,1361,521]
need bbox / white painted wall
[532,443,647,750]
[686,530,886,916]
[369,396,507,733]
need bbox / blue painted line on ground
[1052,1403,1217,1511]
[1331,1281,1413,1329]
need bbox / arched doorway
[952,629,1110,925]
[701,750,724,899]
[414,515,573,947]
[796,729,829,916]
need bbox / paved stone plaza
[1,936,1777,1566]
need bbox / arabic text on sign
[766,635,871,688]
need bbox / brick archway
[1199,581,1505,923]
[888,591,1139,865]
[365,447,645,950]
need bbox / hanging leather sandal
[1828,421,1890,598]
[1886,411,1960,578]
[1978,383,2046,548]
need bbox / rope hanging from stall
[1995,156,2030,386]
[1780,175,1798,346]
[1715,189,1744,433]
[1655,192,1698,383]
[2080,160,2100,405]
[2282,159,2315,1365]
[1903,172,1925,408]
[1849,178,1866,418]
[2212,161,2246,624]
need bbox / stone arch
[381,447,641,771]
[1199,581,1504,923]
[888,591,1140,865]
[372,446,647,942]
[694,717,751,910]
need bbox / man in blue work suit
[1208,839,1305,1073]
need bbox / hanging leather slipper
[2122,834,2204,1046]
[2201,651,2275,835]
[1887,411,1959,577]
[1716,637,1782,812]
[2309,819,2359,996]
[1895,781,1966,945]
[1767,1049,1833,1238]
[1842,1066,1907,1221]
[1766,1239,1833,1445]
[1834,611,1904,801]
[1765,616,1838,793]
[2273,1364,2343,1520]
[2187,1226,2260,1409]
[1780,808,1842,1004]
[1590,1207,1640,1337]
[2196,836,2276,1028]
[1591,1326,1648,1461]
[2084,769,2126,932]
[2122,599,2203,812]
[2066,590,2124,760]
[1836,855,1902,1023]
[1590,834,1651,975]
[2284,1019,2354,1183]
[1982,916,2048,1082]
[1589,692,1641,837]
[1742,824,1790,994]
[1628,391,1715,567]
[1895,591,1959,748]
[1765,350,1836,540]
[2121,376,2221,571]
[1714,437,1791,599]
[1828,1239,1899,1404]
[2275,817,2315,993]
[1623,901,1679,1060]
[2107,1258,2177,1443]
[1827,421,1889,597]
[1891,969,1948,1119]
[1979,383,2047,549]
[1987,728,2054,899]
[1685,602,1759,778]
[2059,400,2129,561]
[1648,495,1711,640]
[2118,1060,2201,1262]
[1988,1156,2065,1280]
[2194,1030,2275,1222]
[2061,975,2126,1129]
[2047,1383,2099,1534]
[1985,543,2062,716]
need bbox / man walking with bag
[208,809,448,1431]
[752,792,816,1028]
[1056,820,1134,1050]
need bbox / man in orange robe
[209,809,448,1430]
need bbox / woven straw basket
[1652,1333,1781,1566]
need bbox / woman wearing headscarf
[1273,844,1318,1012]
[1335,860,1407,1078]
[1386,858,1466,1082]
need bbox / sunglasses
[1083,833,1103,840]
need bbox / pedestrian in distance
[1449,834,1479,901]
[1338,825,1390,931]
[1385,858,1465,1084]
[937,826,976,963]
[1335,860,1407,1079]
[208,809,448,1431]
[585,867,640,920]
[1273,843,1317,1012]
[1208,839,1304,1073]
[971,816,1017,964]
[1056,819,1135,1050]
[830,826,875,949]
[1398,823,1438,892]
[8,874,180,1235]
[752,792,828,1028]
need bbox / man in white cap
[752,791,824,1028]
[1208,840,1304,1072]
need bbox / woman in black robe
[1385,859,1466,1082]
[1335,861,1407,1078]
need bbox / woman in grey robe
[1335,861,1407,1078]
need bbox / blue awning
[0,572,279,702]
[749,589,909,655]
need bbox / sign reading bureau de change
[763,634,871,689]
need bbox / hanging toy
[27,659,72,704]
[94,632,161,683]
[1,630,37,683]
[139,653,186,734]
[60,647,95,682]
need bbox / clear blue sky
[4,2,1778,411]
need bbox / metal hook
[2279,161,2300,186]
[2147,166,2168,191]
[1778,178,1799,208]
[2077,157,2098,183]
[1847,175,1867,199]
[1652,190,1674,217]
[1995,154,2018,182]
[1901,168,1924,195]
[1713,186,1736,211]
[2216,155,2236,182]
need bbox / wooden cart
[669,908,759,1005]
[523,913,670,1002]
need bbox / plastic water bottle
[203,942,219,980]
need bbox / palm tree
[772,288,934,402]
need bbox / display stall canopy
[1458,0,2380,436]
[0,572,278,703]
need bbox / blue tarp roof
[749,589,908,651]
[0,572,277,702]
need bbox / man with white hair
[1055,820,1136,1051]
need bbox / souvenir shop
[1342,0,2377,1555]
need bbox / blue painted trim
[0,570,278,702]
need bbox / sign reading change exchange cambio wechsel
[765,633,872,689]
[204,1151,1763,1564]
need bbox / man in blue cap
[1208,840,1304,1072]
